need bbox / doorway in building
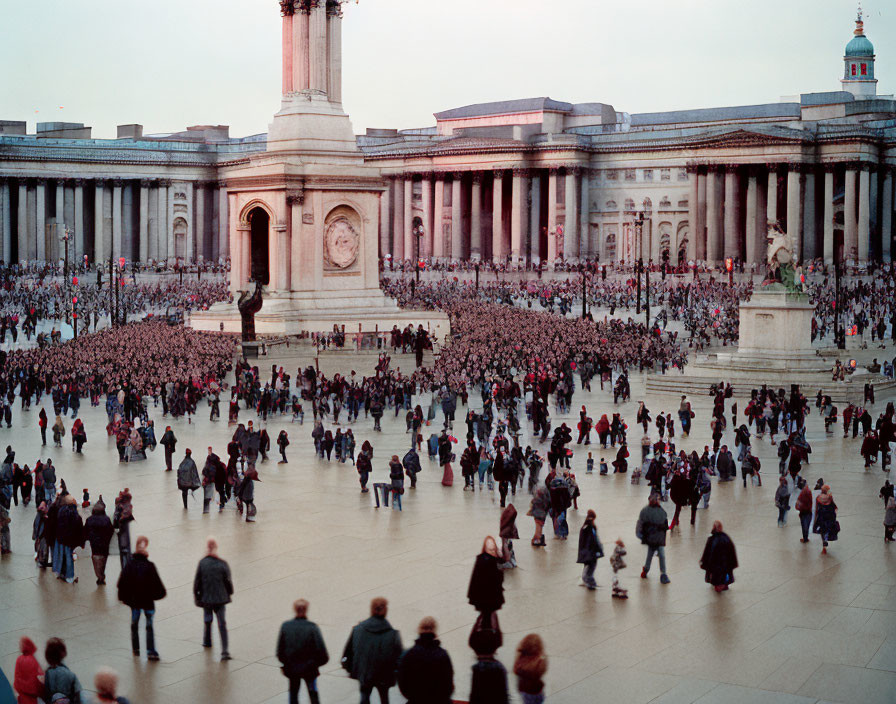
[248,207,270,285]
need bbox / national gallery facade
[1,11,893,268]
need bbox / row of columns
[687,163,893,265]
[380,167,593,263]
[0,176,230,264]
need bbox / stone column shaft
[157,184,168,262]
[844,169,858,261]
[403,177,413,261]
[55,182,64,259]
[706,171,722,264]
[275,224,289,291]
[767,170,779,226]
[112,182,123,260]
[564,171,578,260]
[139,182,150,263]
[745,174,759,265]
[529,173,541,262]
[858,168,871,263]
[74,181,84,261]
[327,13,342,103]
[451,177,462,261]
[723,169,739,259]
[803,171,817,260]
[36,181,46,261]
[687,172,699,261]
[547,170,558,261]
[823,170,835,264]
[195,184,205,261]
[492,172,504,261]
[282,11,294,94]
[882,171,893,262]
[433,177,444,260]
[309,5,327,94]
[392,178,404,260]
[0,180,10,264]
[294,10,310,92]
[218,185,228,261]
[421,176,432,259]
[17,183,27,261]
[511,172,523,261]
[290,197,303,291]
[94,181,105,262]
[379,183,390,258]
[579,171,590,259]
[786,169,803,260]
[471,174,482,259]
[696,172,707,260]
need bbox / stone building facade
[0,9,893,267]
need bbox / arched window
[605,200,617,211]
[659,196,672,209]
[624,198,635,211]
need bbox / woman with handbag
[813,484,839,554]
[576,510,603,590]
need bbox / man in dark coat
[700,520,738,591]
[402,448,421,489]
[193,537,233,661]
[342,597,403,704]
[176,450,201,509]
[277,599,329,704]
[84,497,113,585]
[716,445,735,482]
[55,494,84,584]
[160,426,177,472]
[117,535,167,660]
[637,493,670,584]
[397,617,454,704]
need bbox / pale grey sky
[3,0,893,139]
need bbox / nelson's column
[189,0,448,339]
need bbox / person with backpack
[277,599,329,704]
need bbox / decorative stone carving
[323,216,359,269]
[286,191,305,206]
[174,191,187,200]
[302,213,314,225]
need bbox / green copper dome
[846,33,874,57]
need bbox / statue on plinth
[764,223,801,293]
[237,280,264,342]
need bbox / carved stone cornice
[280,0,294,16]
[158,179,172,188]
[722,163,741,173]
[34,177,47,186]
[471,172,483,184]
[512,167,530,178]
[94,178,106,187]
[217,180,228,189]
[450,171,464,181]
[73,178,85,187]
[139,179,152,188]
[111,178,124,187]
[286,191,305,206]
[492,169,506,180]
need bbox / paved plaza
[1,346,895,704]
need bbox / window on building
[677,199,689,208]
[606,170,618,181]
[643,169,654,181]
[660,168,671,181]
[852,64,857,76]
[660,196,672,208]
[624,169,636,181]
[678,169,689,181]
[605,200,617,211]
[861,63,867,76]
[624,198,635,211]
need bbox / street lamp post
[412,217,424,296]
[634,210,645,315]
[645,258,650,327]
[61,227,71,325]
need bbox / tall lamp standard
[634,210,645,315]
[61,227,72,324]
[412,216,424,296]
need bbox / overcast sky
[3,0,893,139]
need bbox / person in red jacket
[13,636,44,704]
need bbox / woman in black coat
[700,520,738,592]
[117,535,167,660]
[467,536,504,615]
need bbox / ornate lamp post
[412,216,424,295]
[634,210,645,315]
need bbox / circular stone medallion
[325,217,360,269]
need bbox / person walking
[277,599,329,704]
[193,537,233,661]
[576,509,603,590]
[160,426,177,472]
[795,482,813,543]
[699,520,739,592]
[38,408,48,446]
[177,450,201,509]
[55,493,84,584]
[94,667,132,704]
[396,617,454,704]
[85,496,114,585]
[513,634,548,704]
[43,638,82,704]
[498,504,519,569]
[813,484,840,554]
[884,497,896,543]
[341,597,403,704]
[775,475,791,527]
[278,430,290,464]
[13,637,44,704]
[117,535,167,661]
[468,536,505,618]
[637,493,670,584]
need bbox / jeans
[131,608,157,655]
[57,545,75,581]
[777,506,789,524]
[556,510,568,538]
[289,677,320,704]
[203,604,229,652]
[800,512,812,540]
[391,491,402,511]
[644,545,667,576]
[521,693,546,704]
[373,484,389,507]
[360,684,390,704]
[582,561,597,588]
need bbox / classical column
[565,169,578,260]
[802,170,817,260]
[786,168,804,260]
[492,170,505,261]
[0,179,9,264]
[403,176,413,261]
[547,169,558,261]
[55,181,64,261]
[421,174,433,258]
[844,168,858,261]
[579,169,590,259]
[229,194,240,295]
[705,169,722,264]
[157,181,170,262]
[17,182,27,261]
[73,179,84,261]
[183,181,194,262]
[309,3,327,94]
[379,178,391,258]
[112,180,123,260]
[217,182,228,261]
[471,173,482,260]
[294,6,310,91]
[433,175,445,260]
[882,170,893,262]
[745,171,760,265]
[858,167,871,263]
[93,180,105,262]
[511,169,524,262]
[392,177,404,260]
[723,166,739,259]
[194,183,205,262]
[767,167,779,226]
[696,170,707,261]
[273,221,288,292]
[327,8,342,103]
[687,168,699,261]
[289,193,304,291]
[823,168,835,264]
[451,174,462,261]
[138,180,150,263]
[529,172,541,263]
[35,179,46,261]
[281,2,294,94]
